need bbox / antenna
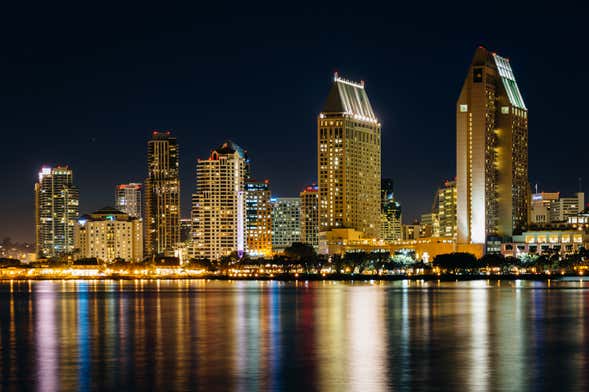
[534,183,538,194]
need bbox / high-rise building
[75,207,143,262]
[380,179,402,241]
[192,141,248,260]
[437,180,457,238]
[272,197,300,252]
[144,131,180,257]
[318,73,381,238]
[35,166,79,258]
[245,179,273,258]
[300,184,319,249]
[115,183,142,218]
[457,47,529,246]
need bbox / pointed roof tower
[321,73,378,122]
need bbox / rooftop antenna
[534,183,538,194]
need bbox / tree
[433,252,477,273]
[284,242,318,273]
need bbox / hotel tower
[318,73,381,238]
[456,47,528,246]
[144,131,181,257]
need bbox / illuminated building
[300,184,319,249]
[420,213,439,238]
[380,179,402,241]
[437,180,457,238]
[530,192,559,224]
[457,47,529,247]
[75,207,143,262]
[35,166,79,258]
[530,191,585,224]
[192,141,248,260]
[318,73,381,238]
[271,197,300,252]
[551,192,584,222]
[402,224,421,241]
[115,183,142,219]
[180,218,192,242]
[245,179,273,258]
[144,131,180,256]
[502,230,588,257]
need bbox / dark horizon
[1,3,587,242]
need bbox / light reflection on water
[1,280,589,391]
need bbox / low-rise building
[501,230,589,257]
[75,207,143,263]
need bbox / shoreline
[1,274,588,282]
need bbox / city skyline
[1,4,588,243]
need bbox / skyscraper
[245,179,273,258]
[192,141,248,260]
[300,184,319,249]
[144,131,180,257]
[35,166,79,258]
[457,47,529,246]
[318,73,381,238]
[115,183,142,219]
[437,180,457,238]
[271,197,300,252]
[380,179,402,241]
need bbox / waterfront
[2,280,589,391]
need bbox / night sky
[1,2,587,242]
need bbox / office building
[380,179,402,241]
[272,197,300,252]
[437,180,457,238]
[300,184,319,249]
[115,183,142,219]
[245,179,273,258]
[145,131,180,256]
[318,73,381,238]
[192,141,248,260]
[457,46,529,247]
[35,166,79,258]
[420,213,439,238]
[75,207,143,262]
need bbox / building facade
[115,183,142,219]
[192,141,248,260]
[75,207,143,262]
[300,184,319,249]
[380,178,402,241]
[272,197,300,252]
[245,179,273,258]
[457,47,529,247]
[35,166,79,258]
[144,131,180,256]
[437,180,457,238]
[318,73,381,238]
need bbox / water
[1,279,589,391]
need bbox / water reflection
[1,280,589,391]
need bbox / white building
[191,141,248,261]
[75,207,143,262]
